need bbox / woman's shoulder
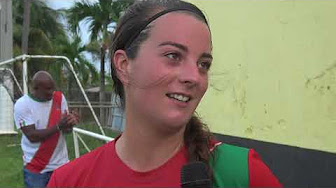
[47,140,116,187]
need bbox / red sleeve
[248,149,282,187]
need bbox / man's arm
[21,124,59,143]
[21,114,78,143]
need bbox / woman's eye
[197,61,212,71]
[165,52,180,61]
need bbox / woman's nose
[178,62,200,88]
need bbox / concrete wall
[190,0,336,154]
[0,0,12,62]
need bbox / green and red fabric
[25,91,63,173]
[210,142,282,187]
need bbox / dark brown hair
[110,0,213,169]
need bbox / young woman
[48,0,282,187]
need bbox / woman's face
[125,12,212,131]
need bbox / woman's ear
[113,50,130,84]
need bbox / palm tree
[54,34,99,98]
[13,0,67,82]
[67,0,133,125]
[21,0,31,55]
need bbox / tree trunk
[99,46,106,126]
[21,0,31,54]
[20,0,31,94]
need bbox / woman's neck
[115,117,185,172]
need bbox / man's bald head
[31,71,55,101]
[32,71,53,85]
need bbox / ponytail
[184,114,213,176]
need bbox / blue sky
[46,0,94,44]
[46,0,98,9]
[46,0,74,10]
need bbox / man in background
[14,71,78,187]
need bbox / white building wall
[0,0,15,134]
[0,85,15,134]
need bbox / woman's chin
[159,115,191,132]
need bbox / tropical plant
[13,0,100,93]
[66,0,133,124]
[13,0,67,82]
[54,34,99,97]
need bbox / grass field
[0,123,119,187]
[0,133,23,187]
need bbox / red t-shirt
[47,140,281,187]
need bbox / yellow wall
[190,0,336,153]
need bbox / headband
[125,7,200,49]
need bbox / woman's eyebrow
[200,53,213,60]
[158,41,212,59]
[158,41,188,52]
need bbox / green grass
[0,124,119,187]
[0,134,23,187]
